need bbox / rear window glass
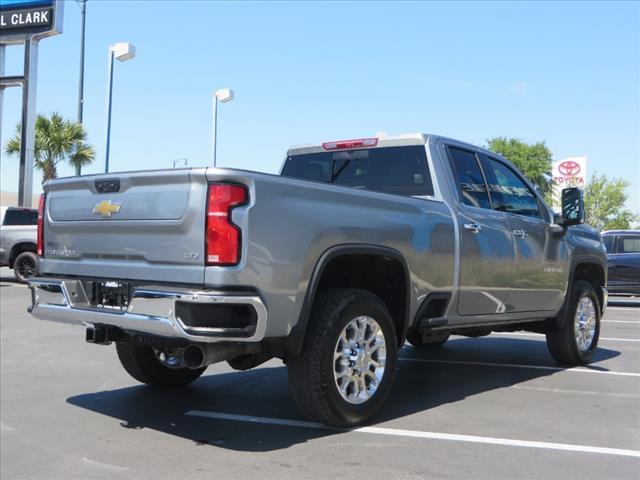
[281,146,434,197]
[2,208,38,226]
[619,236,640,253]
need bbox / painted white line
[1,283,28,288]
[185,410,640,458]
[607,307,640,312]
[603,320,640,324]
[398,357,640,377]
[492,332,640,342]
[510,385,638,398]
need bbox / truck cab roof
[286,133,503,162]
[601,230,638,235]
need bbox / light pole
[212,88,234,167]
[104,42,135,173]
[75,0,87,176]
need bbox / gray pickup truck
[28,133,607,426]
[0,206,40,282]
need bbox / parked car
[0,206,40,282]
[27,133,607,426]
[601,230,640,296]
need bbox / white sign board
[552,156,588,209]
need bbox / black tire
[406,329,450,349]
[13,251,39,283]
[287,289,398,427]
[115,343,206,387]
[545,280,601,365]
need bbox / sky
[1,0,639,212]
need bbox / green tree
[5,112,95,182]
[583,173,639,231]
[486,137,554,201]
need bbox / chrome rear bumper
[28,278,267,343]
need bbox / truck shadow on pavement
[67,337,621,452]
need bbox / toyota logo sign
[558,160,581,176]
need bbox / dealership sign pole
[0,0,63,207]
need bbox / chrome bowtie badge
[92,200,122,217]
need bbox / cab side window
[602,235,615,253]
[447,147,491,209]
[618,235,640,254]
[479,155,542,219]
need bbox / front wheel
[545,280,601,365]
[288,289,398,427]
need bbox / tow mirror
[561,187,585,226]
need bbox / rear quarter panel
[204,169,455,338]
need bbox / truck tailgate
[41,169,208,284]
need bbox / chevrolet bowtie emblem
[92,200,122,217]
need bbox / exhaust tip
[183,345,205,369]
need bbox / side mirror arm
[549,222,565,237]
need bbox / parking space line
[492,332,640,342]
[0,283,28,288]
[398,358,640,377]
[510,385,638,398]
[185,410,640,458]
[602,320,639,324]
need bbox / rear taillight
[37,193,45,257]
[206,184,248,266]
[322,137,378,150]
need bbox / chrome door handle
[512,229,528,239]
[463,223,482,233]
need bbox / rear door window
[618,236,640,253]
[479,155,542,219]
[281,146,433,197]
[447,147,491,209]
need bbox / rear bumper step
[27,277,268,343]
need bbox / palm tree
[5,112,96,182]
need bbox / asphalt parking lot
[1,270,639,479]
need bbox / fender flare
[9,242,37,268]
[554,255,606,329]
[285,244,411,357]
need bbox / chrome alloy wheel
[333,315,387,404]
[153,348,186,369]
[574,296,597,352]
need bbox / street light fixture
[212,88,234,167]
[104,42,135,173]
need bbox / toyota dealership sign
[552,156,588,209]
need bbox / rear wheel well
[9,242,37,268]
[315,253,408,346]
